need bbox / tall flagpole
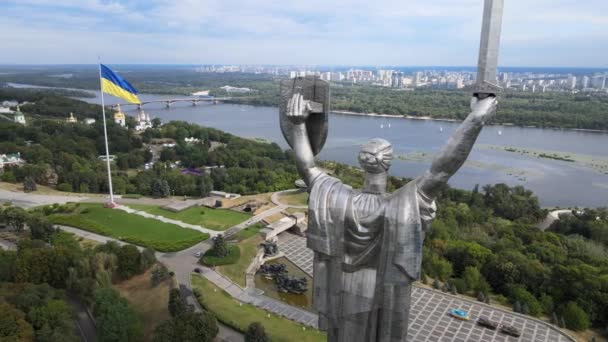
[98,59,115,206]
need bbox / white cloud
[0,0,607,66]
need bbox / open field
[277,191,309,206]
[128,204,251,231]
[114,266,172,341]
[48,203,208,251]
[217,235,264,287]
[191,276,326,342]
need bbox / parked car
[193,268,201,273]
[500,325,521,338]
[448,309,470,321]
[195,251,201,258]
[477,317,498,330]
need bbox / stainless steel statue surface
[279,1,503,340]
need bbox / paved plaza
[277,233,574,342]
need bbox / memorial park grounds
[47,203,209,252]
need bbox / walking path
[270,189,308,209]
[116,204,222,237]
[0,188,87,208]
[198,266,319,328]
[56,225,144,251]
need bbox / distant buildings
[84,118,96,125]
[220,85,251,93]
[66,112,77,123]
[13,105,25,125]
[591,75,606,90]
[194,64,608,95]
[191,90,210,96]
[184,137,201,144]
[391,72,403,88]
[0,152,24,169]
[134,108,152,131]
[113,104,126,127]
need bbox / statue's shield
[279,76,329,156]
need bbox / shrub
[1,171,16,182]
[507,285,542,317]
[557,302,590,331]
[245,322,268,342]
[23,176,37,193]
[201,245,240,266]
[56,183,73,192]
[151,264,170,287]
[449,278,467,294]
[122,194,143,199]
[211,235,228,258]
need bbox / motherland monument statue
[279,1,504,341]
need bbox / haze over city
[2,0,608,66]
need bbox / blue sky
[1,0,607,67]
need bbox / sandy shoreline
[331,110,608,134]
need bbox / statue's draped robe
[308,174,436,342]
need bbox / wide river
[12,84,608,208]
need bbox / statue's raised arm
[284,93,324,185]
[416,95,498,199]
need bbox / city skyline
[1,0,608,67]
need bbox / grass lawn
[231,223,265,242]
[48,203,208,252]
[191,275,326,342]
[128,204,251,231]
[114,265,171,341]
[217,234,263,287]
[277,191,309,206]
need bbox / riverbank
[331,110,608,134]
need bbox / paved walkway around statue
[277,232,575,342]
[198,266,319,328]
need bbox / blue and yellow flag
[100,64,140,104]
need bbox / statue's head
[358,138,393,174]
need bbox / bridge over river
[109,96,249,110]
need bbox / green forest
[0,90,298,197]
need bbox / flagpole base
[104,201,118,209]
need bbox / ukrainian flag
[100,64,141,104]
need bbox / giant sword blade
[473,0,504,99]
